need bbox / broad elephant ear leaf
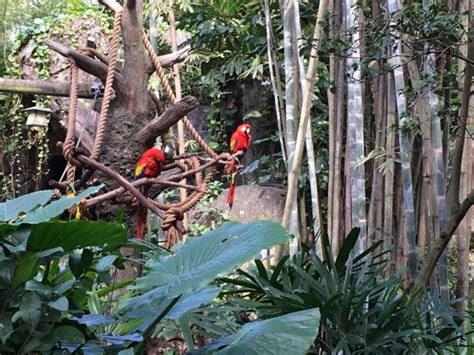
[27,220,127,252]
[0,190,54,222]
[20,185,103,224]
[190,308,320,355]
[124,221,289,308]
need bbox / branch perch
[85,153,227,208]
[57,142,186,234]
[135,96,198,146]
[44,39,127,96]
[0,78,94,98]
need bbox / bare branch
[44,39,127,96]
[0,78,94,98]
[417,192,474,287]
[135,96,198,146]
[98,0,121,12]
[148,45,192,71]
[85,178,205,207]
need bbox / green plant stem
[133,295,181,354]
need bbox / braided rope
[63,63,79,184]
[90,9,123,160]
[161,165,216,231]
[142,31,218,160]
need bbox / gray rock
[211,184,286,223]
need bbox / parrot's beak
[163,145,174,159]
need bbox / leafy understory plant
[0,188,129,353]
[209,229,469,354]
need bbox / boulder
[211,184,286,223]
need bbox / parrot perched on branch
[226,123,252,209]
[134,146,166,240]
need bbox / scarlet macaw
[227,123,252,208]
[134,146,166,239]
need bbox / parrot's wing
[230,136,236,152]
[134,164,147,180]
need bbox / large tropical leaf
[127,221,289,306]
[26,220,127,252]
[191,308,320,355]
[0,190,53,222]
[20,185,103,224]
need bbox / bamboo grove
[274,0,474,308]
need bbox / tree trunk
[280,0,328,245]
[293,0,324,252]
[345,0,367,255]
[455,0,473,317]
[387,0,417,284]
[263,0,287,167]
[169,3,188,230]
[281,0,300,258]
[384,72,396,262]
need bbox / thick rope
[63,63,79,184]
[142,32,218,160]
[91,9,123,160]
[161,164,216,231]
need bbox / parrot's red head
[238,123,251,135]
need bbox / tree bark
[0,78,94,98]
[134,96,198,147]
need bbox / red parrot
[227,123,252,209]
[134,146,165,239]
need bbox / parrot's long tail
[136,186,148,240]
[227,173,237,209]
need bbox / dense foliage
[1,190,471,353]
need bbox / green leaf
[48,296,69,311]
[335,228,360,272]
[128,221,289,304]
[123,286,220,324]
[12,253,39,288]
[26,220,127,252]
[96,255,118,272]
[12,292,41,328]
[25,280,52,298]
[191,308,320,355]
[70,253,84,278]
[53,325,85,344]
[20,185,103,224]
[53,279,75,295]
[0,190,53,222]
[81,248,94,269]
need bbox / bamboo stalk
[387,0,417,284]
[281,0,328,239]
[168,2,188,231]
[293,0,324,253]
[263,0,287,167]
[344,0,367,255]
